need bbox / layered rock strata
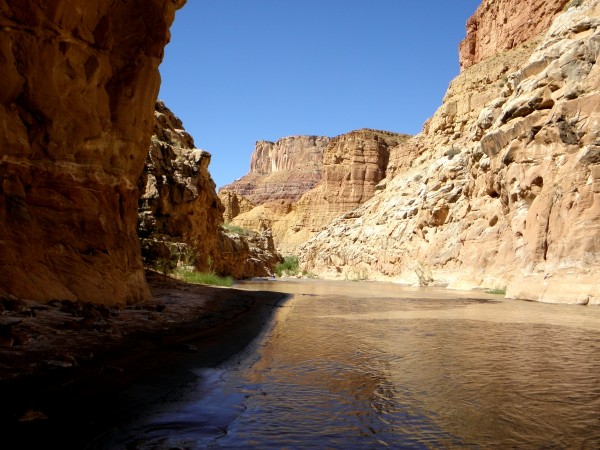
[0,0,185,304]
[139,101,281,278]
[225,129,410,254]
[221,135,330,205]
[300,0,600,304]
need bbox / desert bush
[275,256,300,277]
[445,147,461,159]
[175,268,233,287]
[484,288,507,295]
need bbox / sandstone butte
[220,130,411,255]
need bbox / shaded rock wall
[138,101,224,272]
[300,1,600,304]
[0,0,184,304]
[139,102,282,278]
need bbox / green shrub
[175,269,233,287]
[275,256,300,277]
[484,288,506,295]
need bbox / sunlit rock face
[219,189,256,223]
[459,0,570,70]
[221,135,331,206]
[139,101,282,278]
[222,129,410,255]
[300,0,600,304]
[0,0,185,304]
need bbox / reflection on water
[100,280,600,449]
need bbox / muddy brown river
[98,279,600,449]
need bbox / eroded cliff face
[226,129,410,254]
[138,101,224,272]
[459,0,570,69]
[221,135,330,206]
[139,102,281,278]
[0,0,185,304]
[300,0,600,304]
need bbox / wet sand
[0,271,286,448]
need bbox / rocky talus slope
[300,0,600,304]
[0,0,185,304]
[138,102,281,278]
[223,129,410,255]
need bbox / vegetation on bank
[275,256,300,277]
[175,268,234,287]
[485,288,507,295]
[274,256,318,278]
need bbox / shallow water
[99,280,600,449]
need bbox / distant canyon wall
[0,0,185,304]
[221,130,410,255]
[222,135,330,206]
[300,0,600,304]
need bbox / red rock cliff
[221,136,330,205]
[459,0,570,70]
[0,0,185,304]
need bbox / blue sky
[158,1,481,189]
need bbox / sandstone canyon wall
[220,135,330,207]
[459,0,570,69]
[139,101,281,278]
[300,0,600,304]
[222,130,409,255]
[0,0,185,304]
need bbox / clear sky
[158,1,481,189]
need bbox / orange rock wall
[0,0,184,304]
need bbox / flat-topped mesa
[0,0,185,305]
[221,135,331,205]
[459,0,570,70]
[321,129,411,209]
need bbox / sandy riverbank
[0,271,287,448]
